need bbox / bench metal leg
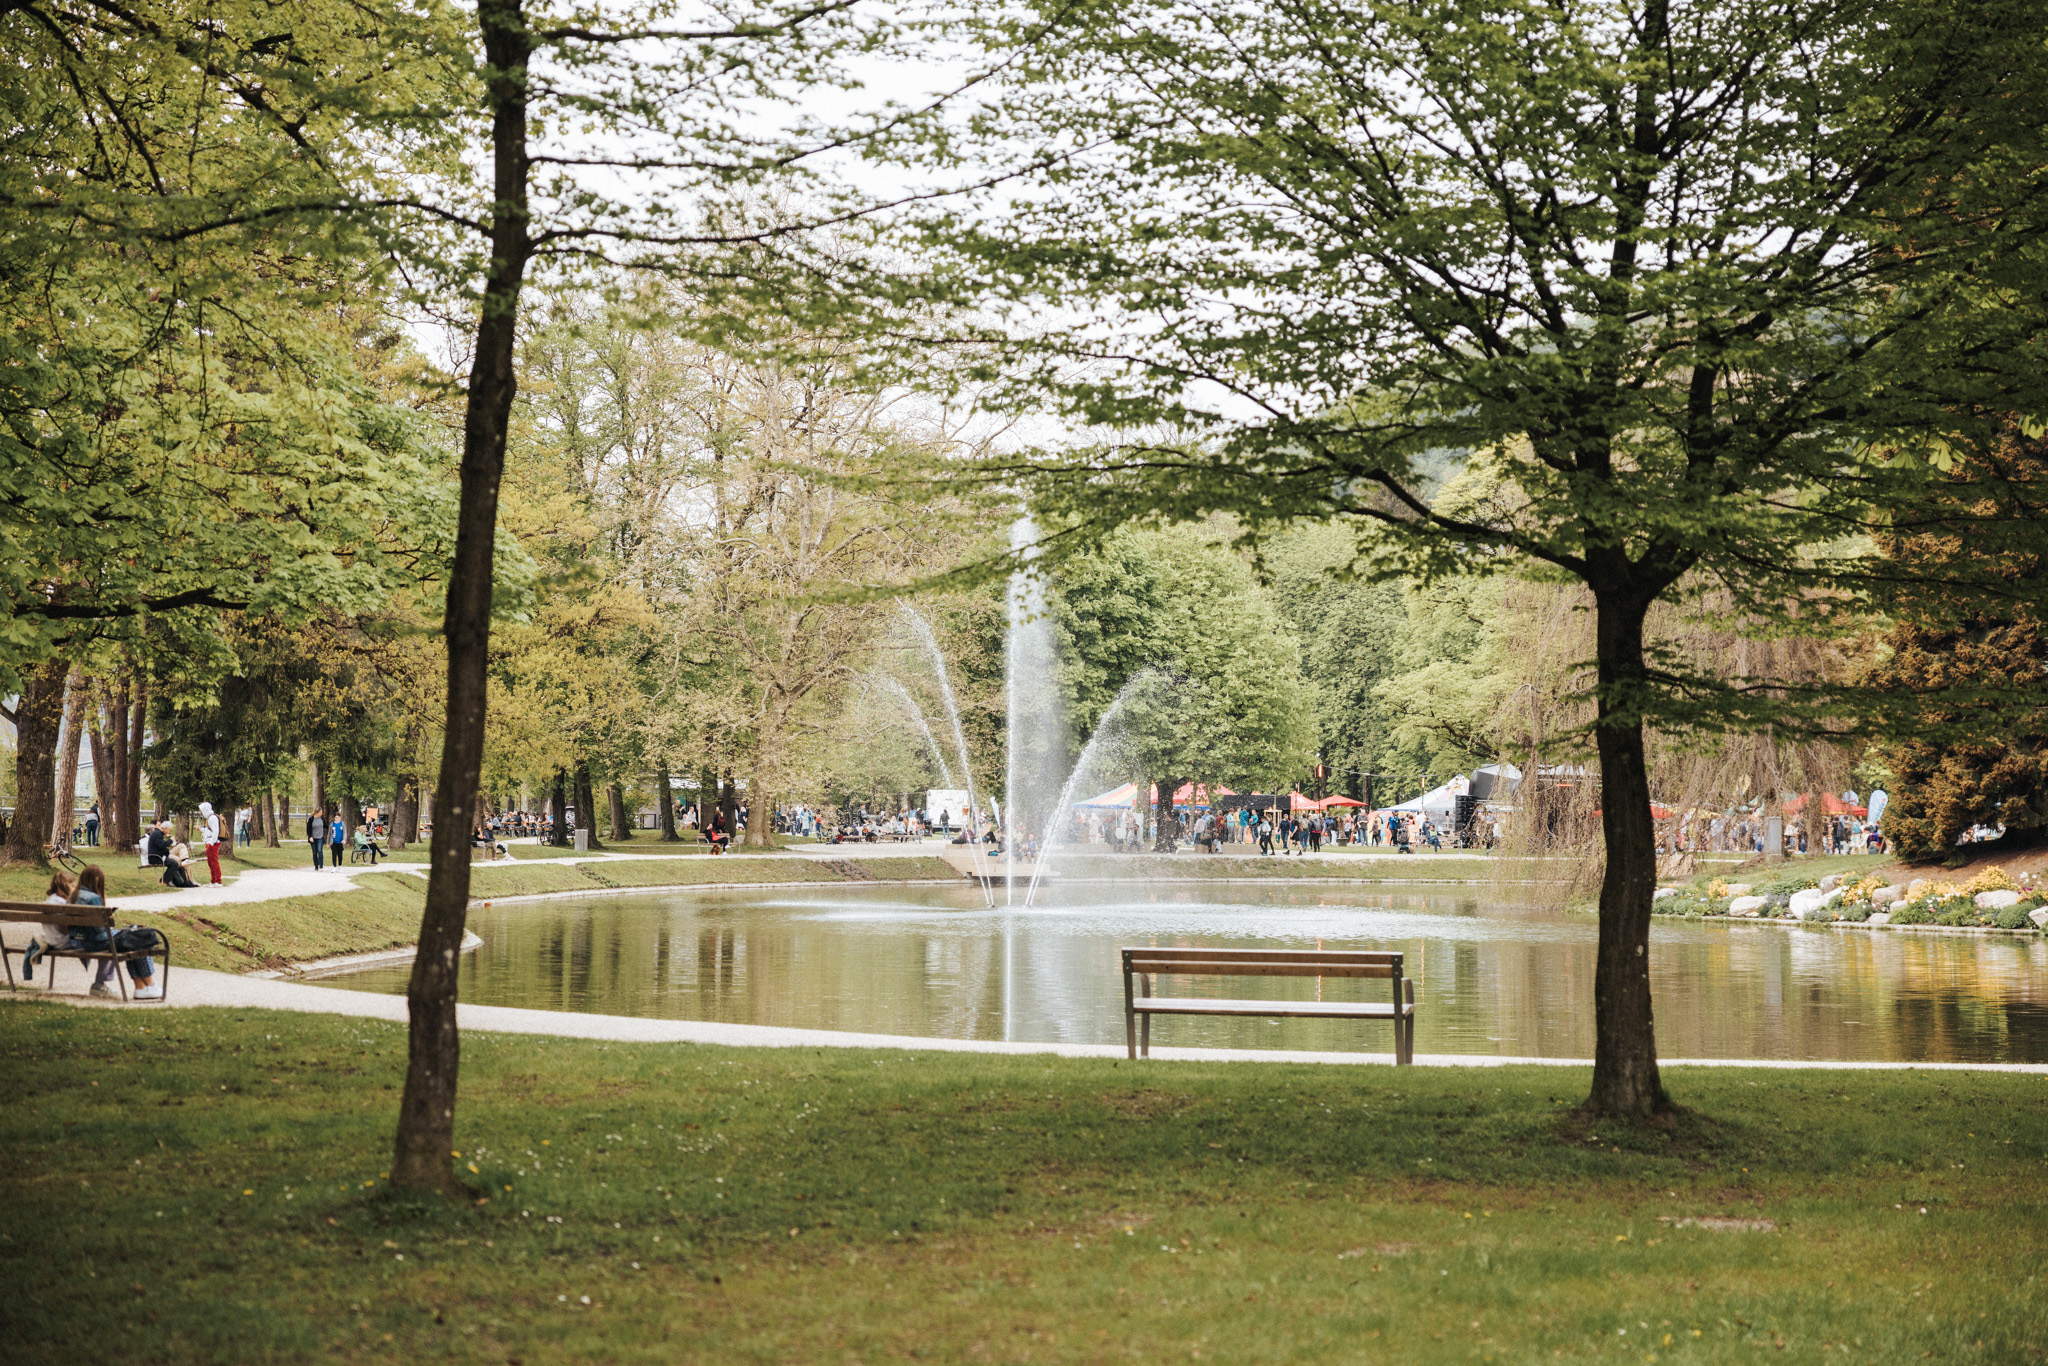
[1124,1006,1137,1059]
[1140,1010,1150,1059]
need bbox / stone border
[1651,910,2043,938]
[249,931,486,980]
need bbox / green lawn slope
[1,1003,2040,1364]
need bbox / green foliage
[1050,525,1316,791]
[1870,433,2048,860]
[857,0,2048,794]
[1889,904,1935,926]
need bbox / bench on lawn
[0,901,168,1002]
[1120,946,1415,1064]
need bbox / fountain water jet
[1022,672,1156,907]
[1004,516,1067,905]
[878,676,955,789]
[897,602,996,907]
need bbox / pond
[322,882,2048,1063]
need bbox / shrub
[1751,870,1821,897]
[1992,904,2038,930]
[1963,866,2020,896]
[1890,904,1934,926]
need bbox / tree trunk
[310,759,329,837]
[656,765,679,841]
[393,771,419,849]
[698,763,720,833]
[88,707,113,846]
[5,658,68,862]
[574,762,604,850]
[607,781,631,842]
[1585,594,1669,1118]
[51,667,86,845]
[548,769,570,847]
[265,789,282,847]
[124,674,145,852]
[1151,777,1182,852]
[718,770,738,841]
[341,790,362,843]
[392,0,530,1200]
[744,777,776,847]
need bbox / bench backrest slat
[0,900,118,928]
[1123,947,1402,981]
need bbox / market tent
[1073,783,1136,809]
[1784,793,1868,818]
[1317,795,1368,809]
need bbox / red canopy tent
[1784,793,1868,818]
[1316,795,1368,809]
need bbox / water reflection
[323,883,2048,1062]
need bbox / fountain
[1022,671,1156,906]
[897,602,997,907]
[1002,516,1068,904]
[878,676,955,788]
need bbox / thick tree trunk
[5,658,68,863]
[265,789,283,848]
[698,762,719,833]
[607,781,631,842]
[656,765,679,841]
[1151,777,1182,852]
[718,770,738,841]
[548,769,570,847]
[51,667,86,845]
[1585,594,1669,1118]
[88,712,112,845]
[574,762,604,850]
[744,777,776,847]
[393,772,419,849]
[392,0,530,1200]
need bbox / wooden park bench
[1121,946,1415,1064]
[0,901,168,1002]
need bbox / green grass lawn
[3,1004,2040,1365]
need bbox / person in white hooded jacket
[200,801,223,885]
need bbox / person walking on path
[84,804,99,847]
[200,801,223,884]
[307,807,328,870]
[329,806,347,868]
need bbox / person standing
[199,801,223,884]
[84,803,100,847]
[330,805,347,868]
[307,806,327,869]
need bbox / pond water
[323,882,2048,1062]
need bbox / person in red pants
[200,801,224,884]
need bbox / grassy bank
[2,1004,2042,1364]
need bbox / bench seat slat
[1132,996,1414,1019]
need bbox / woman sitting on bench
[354,823,384,865]
[160,841,199,888]
[18,869,78,981]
